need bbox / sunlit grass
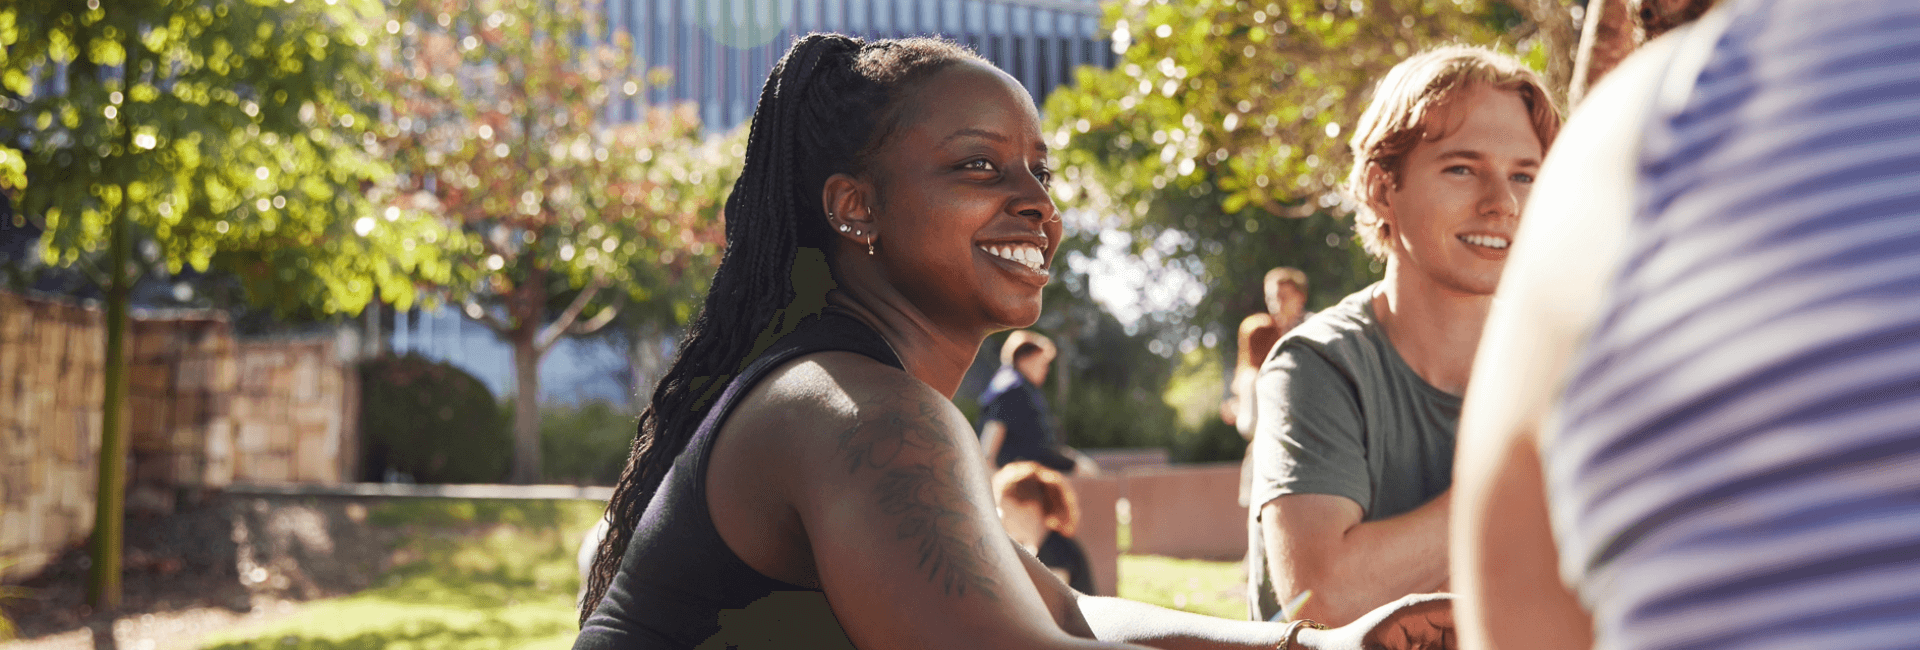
[1117,554,1247,620]
[190,498,1250,648]
[195,499,604,650]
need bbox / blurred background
[0,0,1592,646]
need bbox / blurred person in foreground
[994,461,1095,594]
[573,32,1453,650]
[979,330,1096,476]
[1452,0,1920,648]
[1247,46,1561,626]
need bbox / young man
[1225,268,1310,509]
[1246,46,1561,626]
[1225,267,1311,438]
[977,330,1091,475]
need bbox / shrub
[359,354,511,484]
[528,400,635,486]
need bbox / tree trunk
[87,187,131,609]
[629,322,667,414]
[363,300,386,358]
[509,327,545,484]
[1571,0,1640,106]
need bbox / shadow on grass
[192,498,604,650]
[199,617,575,650]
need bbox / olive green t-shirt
[1245,285,1460,621]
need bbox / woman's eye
[1512,172,1536,184]
[1033,167,1054,184]
[963,159,997,173]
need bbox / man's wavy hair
[1344,46,1563,260]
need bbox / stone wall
[229,338,357,485]
[0,291,358,580]
[0,291,106,583]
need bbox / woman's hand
[1297,594,1455,650]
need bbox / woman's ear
[822,172,878,248]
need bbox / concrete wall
[0,291,358,581]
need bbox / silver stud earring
[838,223,850,233]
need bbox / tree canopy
[379,0,738,482]
[1043,0,1577,341]
[1,0,459,315]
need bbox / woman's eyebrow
[942,127,1048,153]
[943,128,1008,144]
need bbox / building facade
[606,0,1113,129]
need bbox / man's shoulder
[1270,288,1382,366]
[1239,312,1279,337]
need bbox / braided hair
[581,34,982,624]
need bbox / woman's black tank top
[574,310,900,649]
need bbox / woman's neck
[825,289,984,398]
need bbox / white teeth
[981,244,1044,271]
[1461,234,1510,249]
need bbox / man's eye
[1444,165,1472,176]
[963,159,997,172]
[1033,167,1054,184]
[1512,172,1536,184]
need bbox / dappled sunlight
[192,499,602,650]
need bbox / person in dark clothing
[994,461,1095,594]
[977,330,1088,474]
[572,32,1455,650]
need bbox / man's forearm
[1266,491,1451,626]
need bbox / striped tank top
[1544,0,1920,648]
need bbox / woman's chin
[989,300,1044,330]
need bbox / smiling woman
[572,33,1456,650]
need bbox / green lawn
[1117,555,1247,620]
[197,499,603,650]
[193,499,1247,649]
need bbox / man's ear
[1363,162,1396,221]
[821,172,878,248]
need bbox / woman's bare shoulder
[724,351,969,454]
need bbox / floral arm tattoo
[835,390,1004,603]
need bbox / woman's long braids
[580,34,982,624]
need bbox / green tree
[380,0,736,483]
[1043,0,1577,343]
[0,0,455,607]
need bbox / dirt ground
[3,493,402,650]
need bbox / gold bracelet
[1276,618,1327,650]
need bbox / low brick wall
[1122,462,1246,560]
[1062,461,1252,598]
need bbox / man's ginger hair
[1344,46,1563,260]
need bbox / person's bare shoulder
[725,352,969,462]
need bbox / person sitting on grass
[573,32,1454,650]
[993,461,1095,595]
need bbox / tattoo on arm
[836,391,1003,602]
